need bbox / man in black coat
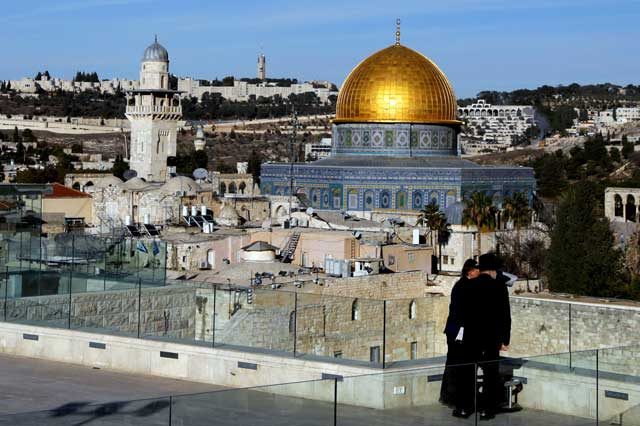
[464,253,511,420]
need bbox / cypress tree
[546,181,622,297]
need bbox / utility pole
[288,107,298,223]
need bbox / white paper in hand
[455,327,464,342]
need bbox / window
[443,255,449,265]
[370,346,381,363]
[409,300,417,319]
[348,190,358,210]
[334,351,343,359]
[450,257,455,266]
[351,299,360,321]
[410,342,418,360]
[388,255,395,266]
[408,252,415,263]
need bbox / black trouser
[440,337,476,411]
[476,345,501,413]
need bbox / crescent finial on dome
[395,18,401,45]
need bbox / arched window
[348,189,358,210]
[627,194,637,222]
[364,190,374,210]
[332,188,341,209]
[409,300,417,319]
[228,182,237,194]
[396,191,408,209]
[239,182,246,194]
[614,194,623,217]
[72,182,81,191]
[289,311,296,333]
[351,299,360,321]
[219,182,226,194]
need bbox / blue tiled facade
[260,124,536,224]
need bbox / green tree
[622,141,634,159]
[546,181,623,297]
[532,152,568,197]
[502,191,531,267]
[111,155,129,179]
[610,147,621,163]
[21,128,35,142]
[247,149,262,182]
[462,191,497,256]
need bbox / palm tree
[435,218,452,270]
[462,191,497,256]
[417,200,441,247]
[502,191,531,245]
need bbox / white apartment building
[304,138,332,161]
[177,78,338,104]
[457,99,536,153]
[7,75,139,95]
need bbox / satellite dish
[193,168,208,180]
[122,169,137,181]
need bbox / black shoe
[479,410,495,421]
[452,408,473,419]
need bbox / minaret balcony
[126,105,182,115]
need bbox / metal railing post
[168,395,173,426]
[67,269,72,328]
[382,300,387,369]
[137,278,142,338]
[4,266,8,322]
[596,349,599,426]
[293,292,298,357]
[333,377,338,426]
[212,286,217,348]
[569,303,572,369]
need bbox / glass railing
[0,348,634,425]
[3,260,640,370]
[0,232,167,288]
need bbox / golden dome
[334,44,459,125]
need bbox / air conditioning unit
[199,261,211,270]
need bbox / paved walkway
[0,354,595,426]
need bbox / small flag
[152,240,160,256]
[136,241,148,254]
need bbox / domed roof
[219,203,240,220]
[334,44,458,125]
[94,175,123,188]
[122,177,149,191]
[142,36,169,62]
[161,176,201,195]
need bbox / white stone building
[457,99,536,153]
[177,78,337,104]
[304,138,332,161]
[125,37,182,182]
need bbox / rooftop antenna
[154,34,158,43]
[395,18,401,45]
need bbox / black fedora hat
[478,253,502,271]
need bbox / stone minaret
[194,125,206,151]
[125,36,182,182]
[257,53,266,80]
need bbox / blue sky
[1,0,639,97]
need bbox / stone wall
[193,283,448,363]
[321,271,434,299]
[2,285,196,339]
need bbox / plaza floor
[0,354,595,426]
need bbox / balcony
[125,104,182,117]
